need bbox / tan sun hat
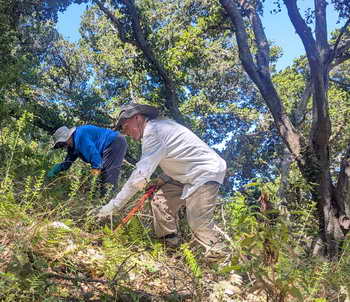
[115,103,159,130]
[52,126,76,149]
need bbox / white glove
[96,198,123,218]
[95,181,137,218]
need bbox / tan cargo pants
[151,180,225,252]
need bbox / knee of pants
[151,194,169,213]
[188,216,212,233]
[152,193,164,207]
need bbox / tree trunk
[93,0,189,127]
[219,0,350,257]
[298,145,345,257]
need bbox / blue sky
[56,2,343,71]
[262,1,342,70]
[56,3,87,42]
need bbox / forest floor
[0,210,264,302]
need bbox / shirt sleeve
[59,150,79,171]
[108,129,167,209]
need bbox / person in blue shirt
[47,125,127,194]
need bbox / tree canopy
[1,0,350,299]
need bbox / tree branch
[219,0,261,86]
[249,10,270,77]
[329,77,350,91]
[283,0,319,68]
[331,52,350,68]
[292,81,313,127]
[238,1,270,77]
[93,0,188,126]
[220,0,302,160]
[330,17,350,62]
[94,0,135,45]
[284,0,330,145]
[315,0,329,64]
[336,39,350,56]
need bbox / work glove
[91,168,101,176]
[96,198,124,218]
[47,164,61,179]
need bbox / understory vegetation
[1,0,350,300]
[1,114,350,302]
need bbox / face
[121,115,144,141]
[55,137,73,149]
[55,142,67,149]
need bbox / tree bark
[219,0,350,257]
[336,143,350,219]
[219,0,302,161]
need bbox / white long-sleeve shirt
[107,118,226,210]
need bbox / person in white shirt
[96,103,227,256]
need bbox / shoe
[158,233,180,248]
[166,237,180,248]
[204,249,230,264]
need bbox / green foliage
[150,242,165,259]
[180,243,202,278]
[123,217,150,246]
[1,113,350,300]
[1,0,350,300]
[221,180,350,301]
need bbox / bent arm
[97,132,166,216]
[58,151,79,171]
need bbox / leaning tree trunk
[93,0,190,128]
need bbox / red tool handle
[115,185,158,230]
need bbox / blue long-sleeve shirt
[57,125,119,171]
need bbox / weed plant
[1,113,350,301]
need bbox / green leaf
[245,182,259,187]
[288,286,304,301]
[219,265,242,274]
[240,236,256,248]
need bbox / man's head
[115,103,159,141]
[52,126,76,149]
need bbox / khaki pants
[151,180,224,252]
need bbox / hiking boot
[166,236,180,248]
[204,249,230,264]
[158,233,180,248]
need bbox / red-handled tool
[115,185,159,230]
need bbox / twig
[123,159,136,168]
[214,225,234,246]
[44,272,114,284]
[113,253,138,282]
[220,202,227,227]
[165,265,199,297]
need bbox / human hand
[91,168,101,176]
[95,198,123,218]
[47,164,61,179]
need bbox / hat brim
[115,104,158,130]
[53,127,76,149]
